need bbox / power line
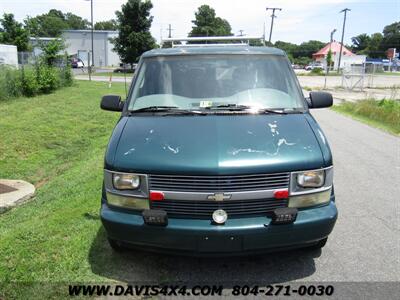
[266,7,282,43]
[338,8,351,70]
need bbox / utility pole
[85,0,94,80]
[266,7,282,43]
[238,30,244,37]
[330,28,337,43]
[90,0,94,67]
[338,8,350,71]
[167,24,173,38]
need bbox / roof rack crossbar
[161,36,266,47]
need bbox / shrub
[310,67,324,75]
[20,66,39,97]
[36,63,60,94]
[59,55,74,87]
[0,66,22,100]
[0,60,73,101]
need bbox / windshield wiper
[205,104,291,114]
[259,108,304,115]
[130,106,179,113]
[129,106,206,115]
[258,108,288,115]
[205,104,251,111]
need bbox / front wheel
[108,238,126,252]
[308,237,328,250]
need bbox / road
[88,109,399,294]
[298,74,400,88]
[75,73,400,88]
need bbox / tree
[0,13,30,51]
[368,33,383,58]
[25,10,89,37]
[274,40,297,55]
[64,12,90,30]
[326,49,333,72]
[189,5,232,39]
[351,33,371,52]
[381,22,400,52]
[39,39,65,66]
[293,40,325,58]
[112,0,156,65]
[94,20,118,31]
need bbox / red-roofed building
[312,41,354,62]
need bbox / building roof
[62,29,118,34]
[313,41,354,57]
[142,46,285,58]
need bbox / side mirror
[101,95,124,112]
[308,92,333,109]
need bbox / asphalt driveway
[88,108,399,291]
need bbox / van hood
[110,114,326,175]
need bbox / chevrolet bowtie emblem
[207,193,231,201]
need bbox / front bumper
[101,197,338,255]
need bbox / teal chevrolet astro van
[100,46,337,255]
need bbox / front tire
[108,238,126,252]
[309,237,328,250]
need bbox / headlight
[113,173,140,190]
[296,170,324,188]
[289,189,331,208]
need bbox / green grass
[296,71,340,77]
[0,81,134,299]
[92,72,134,78]
[332,99,400,135]
[375,72,400,76]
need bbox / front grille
[148,173,290,192]
[151,198,288,219]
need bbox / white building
[30,30,121,67]
[63,30,120,67]
[0,44,18,68]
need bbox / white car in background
[305,62,324,71]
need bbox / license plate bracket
[142,209,168,226]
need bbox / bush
[36,63,60,94]
[310,67,324,75]
[293,56,312,66]
[0,66,22,100]
[21,66,39,97]
[0,57,73,101]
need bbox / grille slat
[149,179,289,186]
[151,199,288,219]
[149,176,289,183]
[149,173,290,192]
[153,201,284,209]
[148,173,290,218]
[148,183,288,190]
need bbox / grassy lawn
[332,99,400,135]
[0,81,135,299]
[93,72,134,78]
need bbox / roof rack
[161,36,266,47]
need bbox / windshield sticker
[199,101,213,108]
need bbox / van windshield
[129,55,305,111]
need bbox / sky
[2,0,399,45]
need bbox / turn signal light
[274,190,289,199]
[150,191,164,201]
